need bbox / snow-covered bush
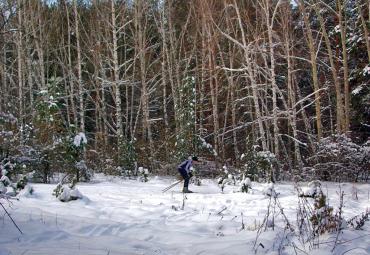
[239,176,251,193]
[53,178,83,202]
[198,137,218,157]
[118,138,137,172]
[0,112,19,183]
[0,160,18,197]
[0,170,12,194]
[241,149,277,182]
[59,132,91,182]
[309,191,340,234]
[191,176,202,186]
[138,167,149,182]
[15,175,28,190]
[101,158,117,175]
[0,112,17,159]
[33,78,64,177]
[175,76,197,160]
[308,135,370,182]
[295,187,346,250]
[75,160,93,182]
[347,209,370,230]
[263,183,278,197]
[217,165,236,193]
[299,180,321,198]
[118,166,132,178]
[57,185,83,202]
[217,166,252,193]
[19,184,34,197]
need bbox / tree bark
[17,0,24,144]
[313,2,345,134]
[73,0,84,133]
[298,0,322,140]
[111,0,123,143]
[337,0,350,132]
[233,0,267,151]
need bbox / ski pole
[162,180,183,193]
[162,180,182,193]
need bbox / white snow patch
[1,176,370,255]
[73,132,87,147]
[363,65,370,76]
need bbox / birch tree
[297,0,323,140]
[73,0,84,133]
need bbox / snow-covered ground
[1,175,370,255]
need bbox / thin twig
[332,188,344,252]
[0,201,23,234]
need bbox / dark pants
[178,168,192,188]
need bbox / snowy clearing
[1,176,370,255]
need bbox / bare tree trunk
[158,10,169,160]
[313,2,345,134]
[0,46,5,113]
[199,23,207,140]
[233,0,267,151]
[73,0,84,133]
[26,51,33,114]
[161,60,169,160]
[64,0,78,127]
[208,41,220,160]
[130,60,136,139]
[63,70,72,126]
[263,0,280,156]
[219,1,239,160]
[282,3,303,170]
[200,1,220,161]
[99,59,108,148]
[17,0,24,144]
[29,0,45,90]
[295,77,316,153]
[337,0,350,132]
[356,1,370,63]
[135,0,154,160]
[298,0,322,140]
[111,0,123,144]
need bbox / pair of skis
[162,180,183,193]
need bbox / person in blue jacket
[178,156,200,193]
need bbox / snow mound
[299,180,321,197]
[18,184,34,198]
[263,183,278,197]
[57,185,83,202]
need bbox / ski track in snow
[1,176,370,255]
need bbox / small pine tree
[241,137,277,182]
[138,167,149,182]
[16,175,28,190]
[217,165,236,193]
[60,132,89,182]
[0,160,18,196]
[52,177,82,202]
[310,191,337,234]
[118,137,137,172]
[239,175,251,193]
[175,76,197,160]
[32,77,65,183]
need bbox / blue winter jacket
[178,159,193,174]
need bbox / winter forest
[1,0,370,254]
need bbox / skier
[177,156,200,193]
